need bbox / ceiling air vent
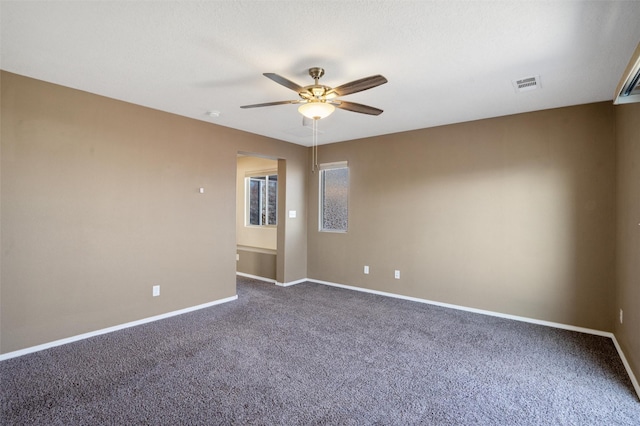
[512,75,541,93]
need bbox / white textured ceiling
[2,1,640,146]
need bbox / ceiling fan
[240,67,388,119]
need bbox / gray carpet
[1,276,639,425]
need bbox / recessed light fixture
[206,110,221,118]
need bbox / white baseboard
[611,335,640,401]
[275,278,306,287]
[236,272,277,284]
[0,295,238,362]
[307,278,640,400]
[235,272,304,286]
[308,278,609,335]
[4,276,638,401]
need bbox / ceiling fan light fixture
[298,101,335,119]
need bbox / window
[319,162,348,232]
[246,173,277,226]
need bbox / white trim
[3,275,638,401]
[244,173,278,227]
[235,272,301,287]
[244,168,277,178]
[236,245,277,255]
[307,278,640,400]
[275,278,306,287]
[611,335,640,401]
[0,295,238,362]
[319,161,348,170]
[236,272,277,284]
[307,278,611,336]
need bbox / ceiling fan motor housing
[308,67,325,81]
[240,67,387,116]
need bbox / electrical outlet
[620,309,623,324]
[394,270,400,279]
[364,265,369,274]
[236,253,240,261]
[153,285,160,297]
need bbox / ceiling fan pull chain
[315,119,319,170]
[312,118,318,172]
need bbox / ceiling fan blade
[263,73,304,93]
[334,101,384,115]
[331,75,388,97]
[240,100,299,109]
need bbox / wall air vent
[614,42,640,105]
[512,75,541,93]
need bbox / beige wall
[236,248,277,280]
[1,70,636,386]
[0,71,307,353]
[276,156,309,284]
[308,103,617,331]
[236,156,278,250]
[615,101,640,384]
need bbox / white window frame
[319,161,349,233]
[245,170,278,227]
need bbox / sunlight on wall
[236,156,278,250]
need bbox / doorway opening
[236,153,280,282]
